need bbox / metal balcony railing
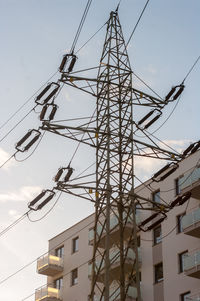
[37,254,63,276]
[183,250,200,278]
[95,285,137,301]
[88,212,140,244]
[35,285,63,301]
[182,207,200,237]
[179,166,200,192]
[88,247,141,277]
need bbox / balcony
[37,254,63,276]
[89,212,140,247]
[95,285,137,301]
[182,207,200,238]
[179,166,200,200]
[35,285,62,301]
[184,250,200,279]
[88,247,141,282]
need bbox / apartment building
[35,149,200,301]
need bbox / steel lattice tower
[40,8,183,301]
[90,11,141,301]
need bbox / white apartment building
[35,149,200,301]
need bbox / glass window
[179,250,188,273]
[55,246,64,258]
[71,268,78,286]
[54,277,63,289]
[153,225,162,245]
[177,213,185,233]
[180,291,190,301]
[154,262,163,283]
[72,237,79,253]
[175,178,181,195]
[152,190,160,207]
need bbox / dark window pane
[153,225,162,244]
[179,251,188,273]
[71,268,78,286]
[155,262,163,283]
[72,237,79,253]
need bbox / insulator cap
[16,131,32,148]
[173,85,184,100]
[29,191,46,208]
[64,168,73,182]
[24,133,41,151]
[147,217,166,230]
[16,130,41,152]
[35,82,60,105]
[54,168,64,182]
[183,143,195,156]
[165,87,176,101]
[68,56,77,73]
[37,193,55,210]
[138,110,154,126]
[140,212,158,227]
[190,141,200,154]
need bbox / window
[72,237,79,253]
[152,190,160,207]
[55,246,64,258]
[154,262,163,283]
[177,213,185,233]
[175,178,181,195]
[54,277,63,289]
[153,225,162,245]
[179,250,188,273]
[180,291,190,301]
[71,268,78,286]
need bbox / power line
[183,55,200,83]
[0,71,58,133]
[70,0,93,53]
[126,0,150,47]
[0,211,29,238]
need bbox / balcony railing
[88,247,141,280]
[179,166,200,199]
[95,285,137,301]
[88,212,140,245]
[182,207,200,238]
[35,285,62,301]
[37,254,63,276]
[184,250,200,279]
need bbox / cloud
[0,148,15,170]
[145,64,157,75]
[0,186,42,203]
[160,139,191,153]
[134,139,190,181]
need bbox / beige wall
[39,150,200,301]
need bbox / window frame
[180,291,191,301]
[177,212,186,234]
[71,268,78,286]
[152,190,160,208]
[153,224,162,245]
[72,236,79,253]
[54,277,63,290]
[154,262,163,284]
[55,245,64,258]
[178,250,188,273]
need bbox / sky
[0,0,200,300]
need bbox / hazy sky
[0,0,200,300]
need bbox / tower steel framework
[40,9,183,301]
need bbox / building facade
[35,150,200,301]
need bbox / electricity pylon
[41,9,182,301]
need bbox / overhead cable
[126,0,150,48]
